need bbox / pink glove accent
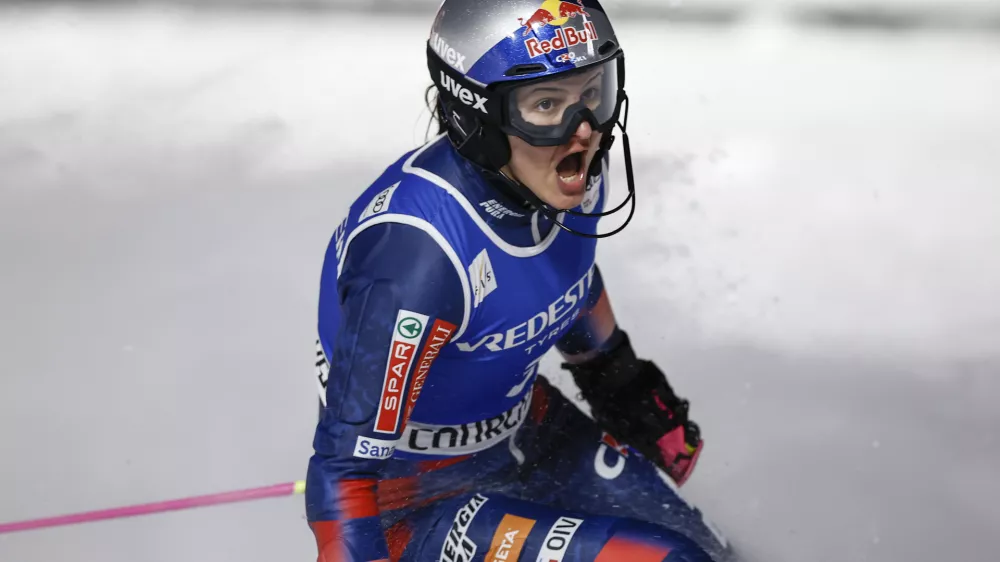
[655,426,703,487]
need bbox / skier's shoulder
[347,136,461,228]
[322,211,467,336]
[331,143,465,280]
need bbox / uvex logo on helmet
[438,72,489,115]
[430,31,467,72]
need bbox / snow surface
[1,5,999,562]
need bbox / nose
[572,119,593,141]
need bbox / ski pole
[0,480,306,535]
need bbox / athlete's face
[502,68,605,209]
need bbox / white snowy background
[1,2,999,561]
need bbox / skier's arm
[306,222,464,562]
[556,265,704,486]
[556,265,621,362]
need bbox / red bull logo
[518,0,590,36]
[517,0,599,59]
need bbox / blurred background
[1,0,998,561]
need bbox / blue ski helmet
[427,0,636,238]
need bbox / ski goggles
[429,48,626,148]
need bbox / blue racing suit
[305,135,733,562]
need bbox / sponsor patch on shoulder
[374,310,429,434]
[353,435,397,460]
[359,182,399,222]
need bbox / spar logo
[517,0,599,59]
[397,316,423,339]
[373,310,428,434]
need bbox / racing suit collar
[454,150,537,229]
[435,138,556,243]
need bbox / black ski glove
[562,331,703,485]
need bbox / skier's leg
[392,492,713,562]
[512,376,735,560]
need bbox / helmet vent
[598,41,618,55]
[504,63,547,77]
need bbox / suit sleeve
[556,264,623,360]
[306,222,465,562]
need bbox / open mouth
[555,150,588,197]
[557,151,585,183]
